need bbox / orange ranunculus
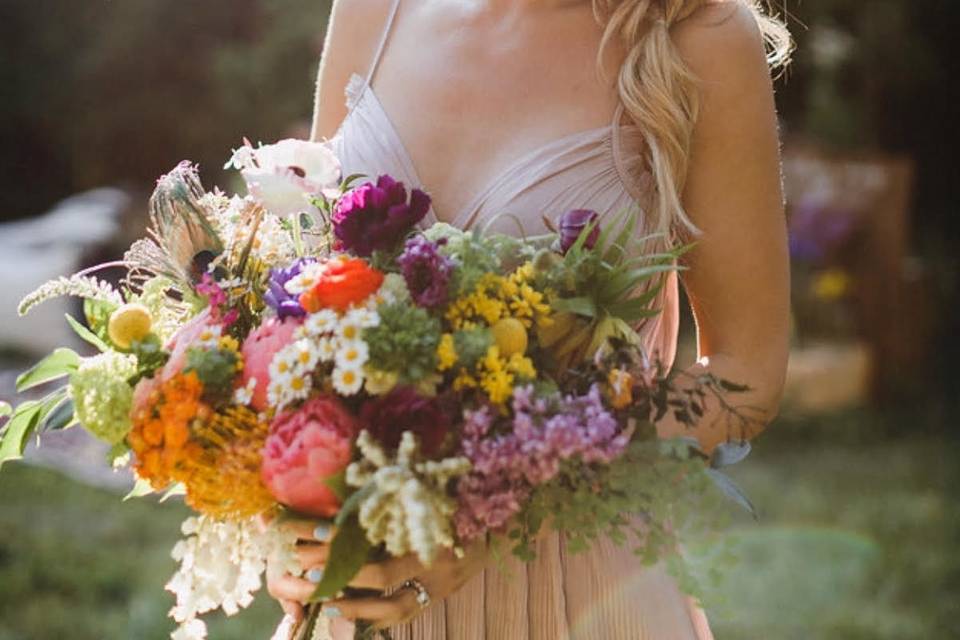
[300,257,384,312]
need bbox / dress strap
[610,102,650,205]
[363,0,402,91]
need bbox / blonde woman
[269,0,792,637]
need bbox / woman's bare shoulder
[672,1,770,81]
[312,0,397,140]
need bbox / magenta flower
[360,386,450,456]
[558,209,601,254]
[261,395,361,518]
[332,175,431,256]
[397,235,455,308]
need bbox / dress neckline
[340,73,636,228]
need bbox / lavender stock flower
[264,257,316,319]
[397,235,455,308]
[332,174,431,256]
[454,384,627,541]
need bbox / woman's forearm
[654,350,786,454]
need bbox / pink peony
[241,317,300,411]
[261,395,360,518]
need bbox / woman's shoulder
[325,0,398,76]
[671,1,774,86]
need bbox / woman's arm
[310,0,395,142]
[658,3,791,451]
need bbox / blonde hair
[592,0,793,244]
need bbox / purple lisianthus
[264,257,316,319]
[558,209,601,254]
[360,386,451,456]
[332,175,431,256]
[397,235,455,308]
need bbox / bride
[268,0,792,637]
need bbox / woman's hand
[267,518,490,630]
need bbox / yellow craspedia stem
[108,303,153,349]
[491,317,528,358]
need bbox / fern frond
[18,275,124,316]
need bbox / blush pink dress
[323,1,711,637]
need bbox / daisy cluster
[265,303,380,409]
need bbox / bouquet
[0,139,757,640]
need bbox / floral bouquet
[0,139,756,640]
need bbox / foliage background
[1,1,958,638]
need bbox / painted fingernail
[313,524,331,541]
[322,605,341,618]
[307,568,324,583]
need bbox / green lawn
[0,411,957,639]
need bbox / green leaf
[308,513,373,601]
[334,482,375,529]
[39,398,75,431]
[15,348,80,392]
[551,297,597,318]
[0,401,44,469]
[160,483,186,503]
[0,402,11,418]
[65,313,111,352]
[599,265,677,302]
[323,470,348,503]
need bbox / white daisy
[304,309,339,336]
[267,380,289,409]
[287,373,313,401]
[194,325,223,350]
[335,341,369,370]
[283,262,325,295]
[291,339,321,373]
[345,307,380,329]
[332,367,364,395]
[315,336,337,362]
[336,320,362,343]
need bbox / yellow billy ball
[108,303,153,349]
[492,317,528,357]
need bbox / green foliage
[15,348,80,393]
[452,327,493,368]
[185,346,240,404]
[0,387,72,469]
[309,483,376,601]
[363,302,440,383]
[129,335,170,385]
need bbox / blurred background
[1,1,958,638]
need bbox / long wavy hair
[592,0,793,243]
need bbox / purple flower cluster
[332,174,431,256]
[397,235,455,308]
[264,257,316,319]
[454,385,628,541]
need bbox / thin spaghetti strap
[363,0,402,91]
[610,102,648,204]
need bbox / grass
[0,408,957,639]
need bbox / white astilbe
[209,195,298,268]
[18,274,124,316]
[166,516,300,640]
[346,430,471,565]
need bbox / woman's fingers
[296,543,331,571]
[268,573,317,604]
[279,598,305,623]
[348,553,427,590]
[278,518,336,543]
[323,588,420,629]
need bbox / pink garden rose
[241,317,300,411]
[261,395,360,518]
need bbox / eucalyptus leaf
[65,313,111,352]
[711,441,752,469]
[308,514,373,601]
[706,468,757,519]
[15,348,80,392]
